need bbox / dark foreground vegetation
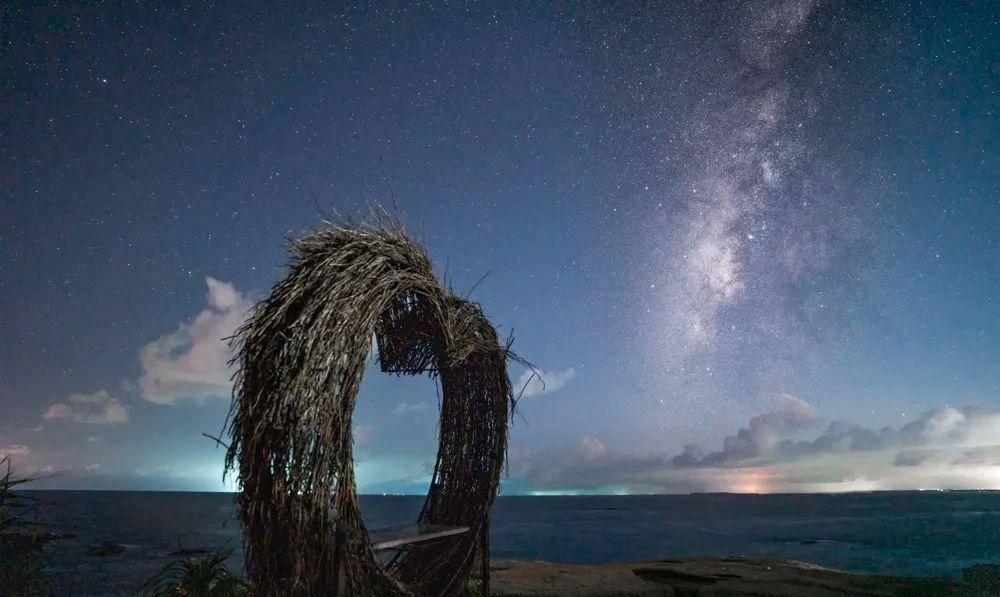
[139,548,248,597]
[0,456,47,596]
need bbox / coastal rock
[86,540,125,556]
[169,546,210,556]
[488,556,969,596]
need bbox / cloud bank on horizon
[510,395,1000,494]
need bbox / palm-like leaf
[139,548,249,597]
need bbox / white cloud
[392,402,430,416]
[43,390,129,424]
[85,463,101,472]
[1,444,30,457]
[138,277,250,405]
[516,367,576,397]
[672,393,817,467]
[671,401,1000,472]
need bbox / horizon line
[15,488,1000,496]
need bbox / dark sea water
[19,490,1000,595]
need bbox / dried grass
[225,215,516,596]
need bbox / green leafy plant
[0,456,46,596]
[139,548,249,597]
[464,579,484,597]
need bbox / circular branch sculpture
[225,219,514,596]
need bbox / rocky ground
[486,556,996,596]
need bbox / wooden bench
[369,523,470,551]
[336,523,490,595]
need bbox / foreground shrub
[0,456,46,596]
[139,548,249,597]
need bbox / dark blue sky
[2,1,997,493]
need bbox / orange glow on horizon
[727,468,775,494]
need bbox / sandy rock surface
[487,556,971,596]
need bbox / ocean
[18,490,1000,595]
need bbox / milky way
[614,1,885,432]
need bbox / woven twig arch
[224,219,513,596]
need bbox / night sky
[3,2,997,493]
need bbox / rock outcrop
[487,556,975,596]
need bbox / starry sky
[2,2,998,493]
